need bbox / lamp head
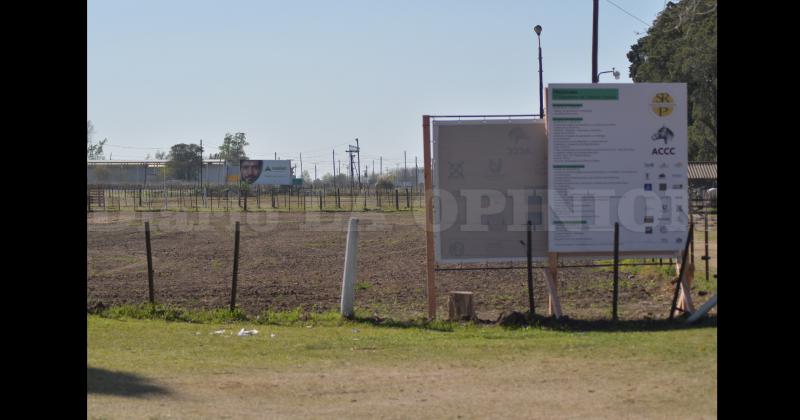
[534,25,542,36]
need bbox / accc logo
[652,147,676,155]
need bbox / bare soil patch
[88,211,715,320]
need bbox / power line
[106,144,166,150]
[605,0,651,28]
[263,143,350,158]
[108,142,351,157]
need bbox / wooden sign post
[422,115,436,320]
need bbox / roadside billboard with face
[239,160,293,185]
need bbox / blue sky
[88,0,666,176]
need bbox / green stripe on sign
[553,89,619,100]
[552,165,584,168]
[553,103,583,107]
[552,117,583,121]
[553,221,588,224]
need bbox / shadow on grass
[501,312,718,333]
[349,312,717,333]
[87,367,171,397]
[349,315,456,332]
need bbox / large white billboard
[433,119,548,263]
[239,160,293,185]
[546,83,689,254]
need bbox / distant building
[687,161,717,200]
[87,159,229,185]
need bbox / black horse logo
[651,126,674,144]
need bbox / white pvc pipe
[687,294,717,324]
[340,218,359,317]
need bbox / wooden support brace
[546,252,563,318]
[673,259,695,317]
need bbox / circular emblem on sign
[651,92,674,117]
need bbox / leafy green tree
[86,120,107,160]
[217,132,249,165]
[87,138,107,160]
[165,143,203,181]
[87,120,94,143]
[376,175,395,190]
[320,173,350,189]
[627,0,716,161]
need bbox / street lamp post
[534,25,543,119]
[596,67,621,81]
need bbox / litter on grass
[238,328,259,336]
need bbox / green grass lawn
[88,312,717,419]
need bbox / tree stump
[448,291,475,321]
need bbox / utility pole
[372,159,375,178]
[275,152,277,160]
[346,143,359,192]
[332,150,337,187]
[380,156,382,176]
[404,151,407,188]
[300,152,303,180]
[314,163,317,181]
[592,0,599,83]
[355,138,361,189]
[199,139,204,187]
[347,148,356,194]
[415,156,418,193]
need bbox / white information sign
[546,83,689,254]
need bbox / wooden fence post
[145,221,155,304]
[230,221,240,311]
[612,222,620,321]
[526,220,535,320]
